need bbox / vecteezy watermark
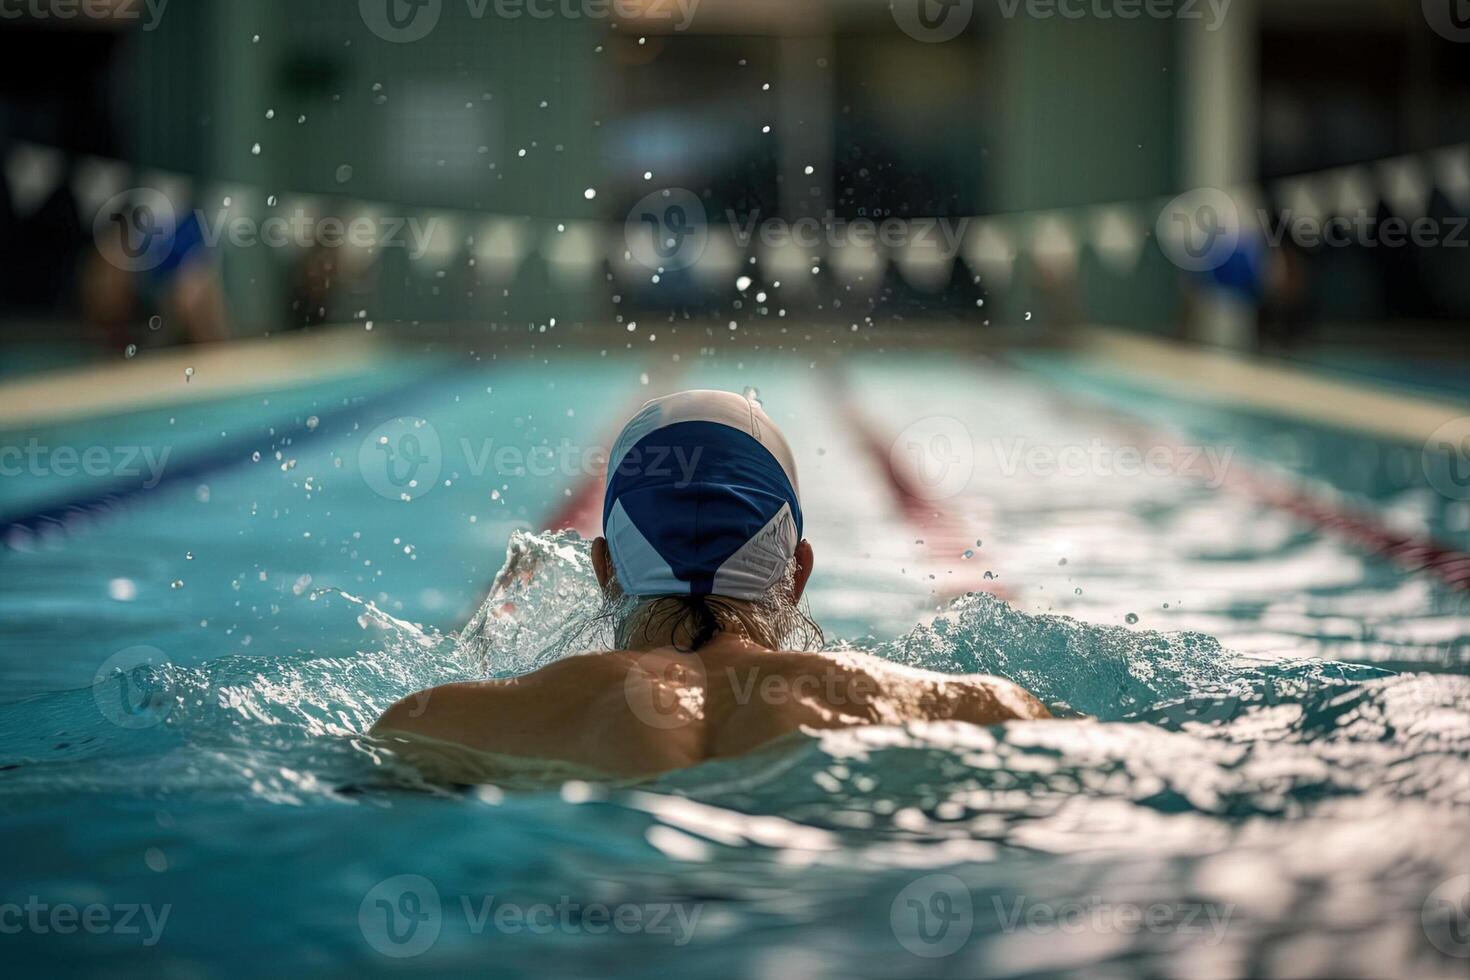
[1423,0,1470,42]
[0,897,171,946]
[990,894,1235,944]
[1260,211,1469,251]
[0,0,168,31]
[992,438,1236,488]
[92,188,178,274]
[1424,417,1470,501]
[890,416,975,502]
[995,0,1231,28]
[728,212,969,256]
[1422,873,1470,958]
[890,874,974,958]
[92,190,440,273]
[192,208,439,260]
[92,646,175,730]
[357,418,705,503]
[1157,189,1470,272]
[0,439,171,487]
[622,191,969,273]
[1156,187,1241,273]
[358,875,703,958]
[889,877,1238,960]
[893,0,1231,42]
[359,0,699,43]
[360,418,444,502]
[891,0,974,42]
[623,654,889,730]
[624,187,709,272]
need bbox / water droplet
[1125,613,1140,625]
[184,367,195,383]
[962,549,974,559]
[736,275,752,291]
[251,142,262,155]
[1162,602,1170,609]
[170,579,184,590]
[148,315,163,331]
[251,451,261,462]
[335,164,353,183]
[583,187,596,200]
[1074,587,1083,595]
[306,415,320,430]
[1058,557,1067,566]
[185,552,194,560]
[124,344,137,358]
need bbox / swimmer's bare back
[371,635,1051,779]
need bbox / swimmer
[372,390,1049,779]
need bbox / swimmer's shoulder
[371,652,644,739]
[746,647,1052,723]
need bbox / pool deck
[1079,328,1468,445]
[4,322,1462,442]
[0,327,395,429]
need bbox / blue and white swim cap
[603,390,802,601]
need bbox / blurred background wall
[0,0,1466,367]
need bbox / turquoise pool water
[1,346,1467,977]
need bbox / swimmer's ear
[592,537,612,589]
[791,540,814,603]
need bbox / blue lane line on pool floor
[1,365,472,549]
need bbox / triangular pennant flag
[893,225,954,293]
[758,238,815,291]
[828,236,885,289]
[1376,155,1430,219]
[1325,166,1376,217]
[963,220,1015,288]
[413,212,461,270]
[1090,205,1145,275]
[541,220,604,288]
[1275,174,1326,224]
[274,196,323,254]
[335,202,386,272]
[1227,183,1268,236]
[140,170,193,215]
[6,142,64,216]
[1028,212,1078,272]
[71,155,129,219]
[474,217,530,282]
[1433,144,1470,211]
[689,225,742,286]
[607,223,649,286]
[201,185,255,222]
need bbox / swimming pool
[1,336,1467,977]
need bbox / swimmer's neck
[619,604,776,654]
